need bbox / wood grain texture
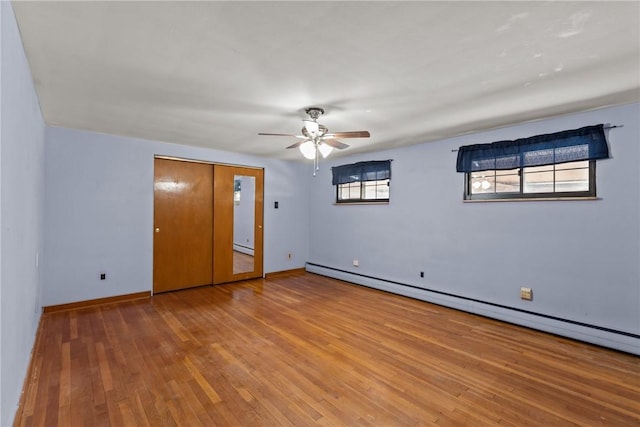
[264,268,306,279]
[15,273,640,426]
[153,158,213,293]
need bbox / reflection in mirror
[233,175,255,274]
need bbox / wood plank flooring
[15,272,640,426]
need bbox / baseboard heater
[306,262,639,355]
[233,243,254,256]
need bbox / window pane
[350,182,361,199]
[339,187,347,199]
[495,171,520,193]
[555,167,589,192]
[338,179,388,202]
[470,173,495,194]
[339,182,361,200]
[376,180,390,199]
[523,169,554,193]
[363,182,377,199]
[363,180,389,200]
[339,186,349,200]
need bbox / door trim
[154,155,264,170]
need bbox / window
[332,160,391,203]
[466,160,595,200]
[456,125,609,201]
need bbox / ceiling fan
[258,107,370,173]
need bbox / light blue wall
[0,1,4,418]
[43,127,310,306]
[307,103,640,354]
[0,2,46,424]
[0,1,4,419]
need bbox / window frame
[336,179,390,204]
[463,160,596,201]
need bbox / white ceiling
[11,1,640,160]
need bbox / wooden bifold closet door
[153,158,264,293]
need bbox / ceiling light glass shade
[299,140,316,159]
[318,142,333,158]
[303,120,319,137]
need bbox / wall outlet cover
[520,287,533,300]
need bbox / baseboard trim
[43,291,151,313]
[264,268,306,280]
[233,243,254,256]
[306,262,640,355]
[13,314,45,426]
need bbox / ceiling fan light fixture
[299,140,316,159]
[318,142,333,158]
[303,120,319,138]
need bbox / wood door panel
[213,165,264,284]
[212,165,234,283]
[153,158,213,293]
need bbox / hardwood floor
[15,272,640,426]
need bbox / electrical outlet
[287,252,292,260]
[520,287,533,301]
[353,259,359,267]
[100,273,106,280]
[420,271,424,278]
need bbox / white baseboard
[233,244,254,256]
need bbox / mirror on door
[233,175,255,274]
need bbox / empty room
[1,1,639,426]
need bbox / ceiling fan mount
[304,107,325,121]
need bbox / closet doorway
[153,158,264,293]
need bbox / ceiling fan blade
[286,140,308,149]
[257,132,297,137]
[322,139,350,150]
[324,131,370,139]
[258,132,307,139]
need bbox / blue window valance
[332,160,391,185]
[456,124,609,173]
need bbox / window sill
[463,196,600,203]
